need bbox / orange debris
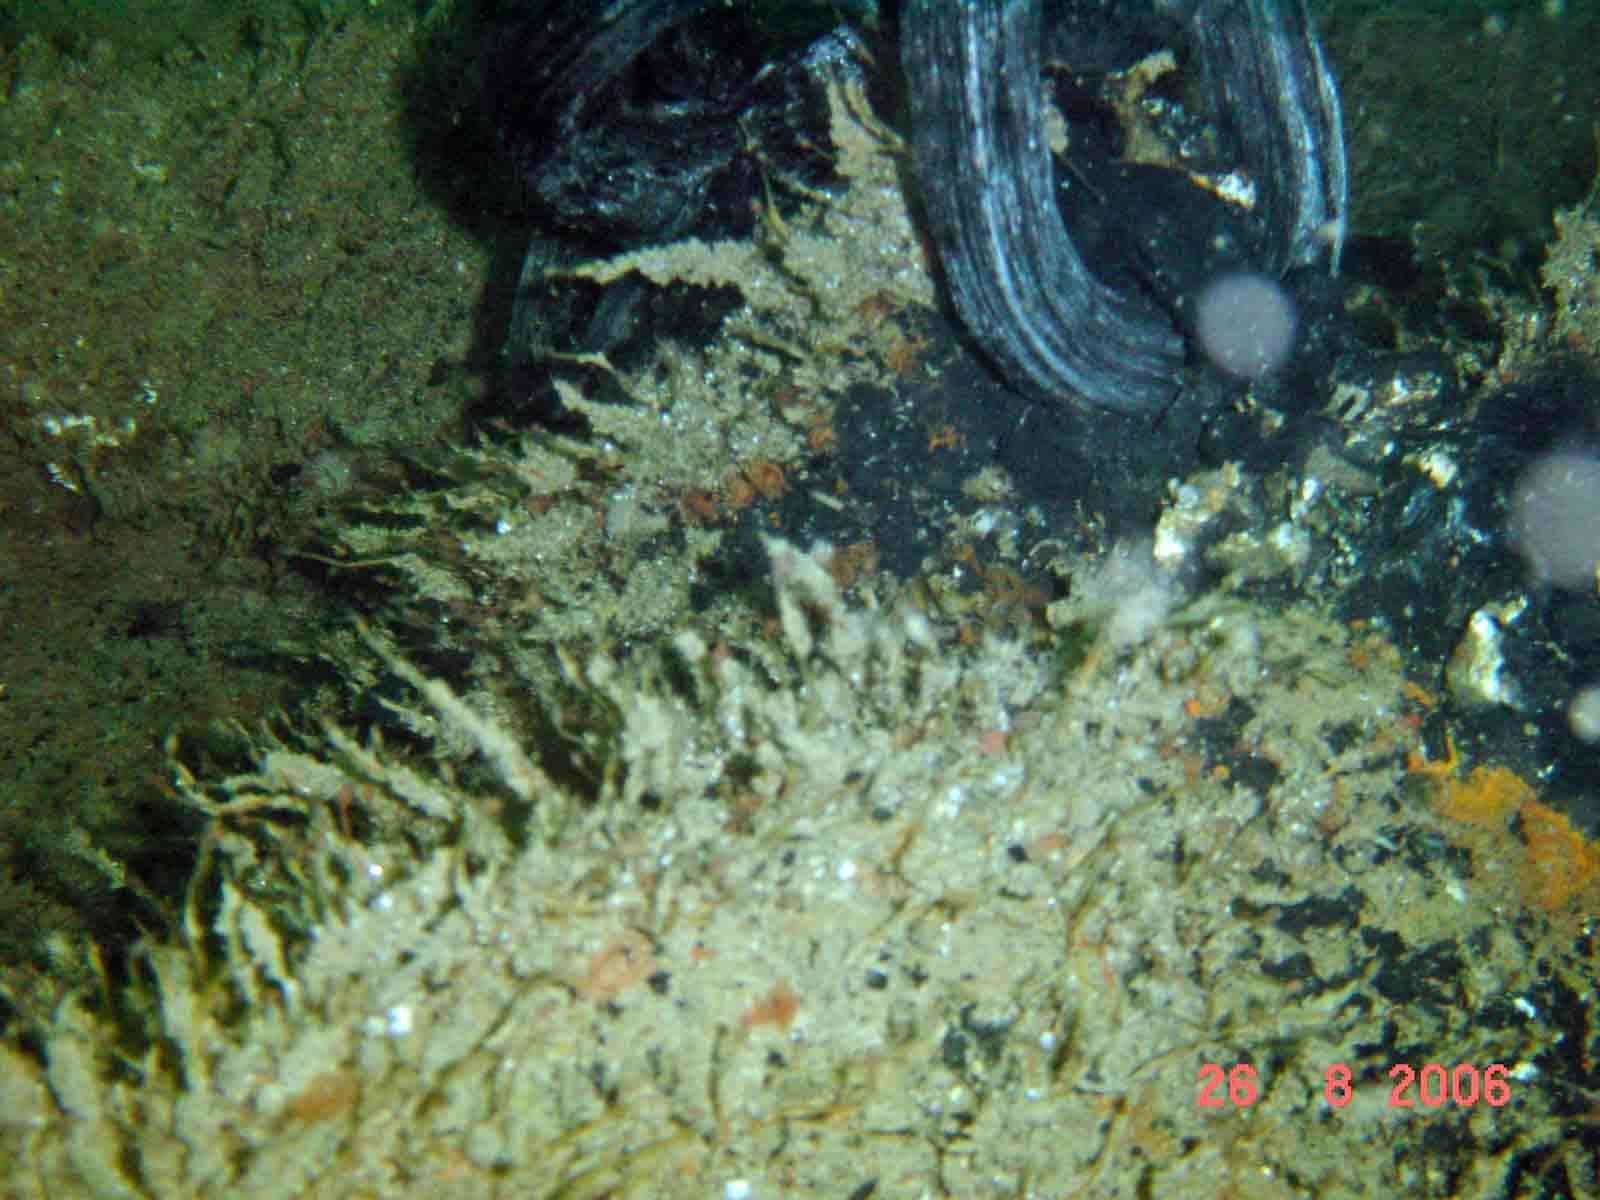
[1406,732,1460,780]
[285,1070,361,1124]
[579,930,656,1002]
[1401,679,1438,708]
[740,981,800,1031]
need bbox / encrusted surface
[4,8,1600,1198]
[3,541,1594,1198]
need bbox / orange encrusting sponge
[1428,765,1533,828]
[1414,742,1600,911]
[1517,799,1600,912]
